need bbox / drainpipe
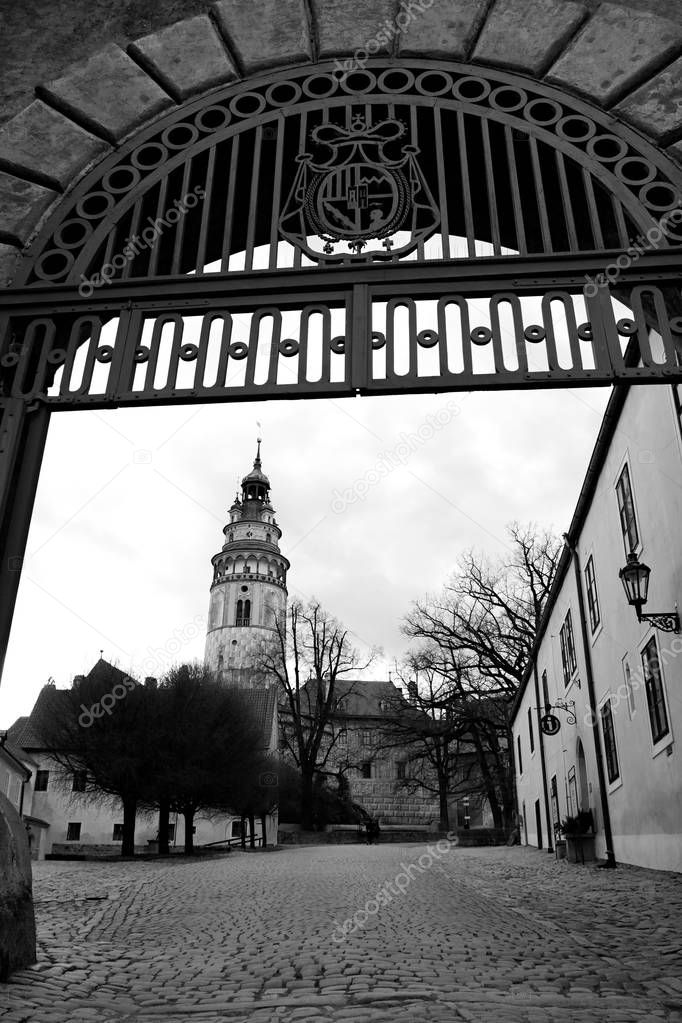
[532,662,553,853]
[564,534,616,868]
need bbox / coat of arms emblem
[279,114,440,260]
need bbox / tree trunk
[158,799,170,855]
[240,816,246,849]
[248,813,256,849]
[300,771,315,830]
[260,813,268,849]
[470,724,504,830]
[121,797,136,857]
[183,807,194,855]
[438,779,450,832]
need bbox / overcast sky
[0,382,611,727]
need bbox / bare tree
[402,522,562,831]
[258,600,375,829]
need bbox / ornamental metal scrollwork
[279,113,439,259]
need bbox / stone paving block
[614,56,682,143]
[39,44,173,144]
[398,0,492,60]
[313,0,396,59]
[129,15,238,102]
[211,0,311,74]
[473,0,587,75]
[546,2,682,107]
[0,170,58,246]
[0,101,108,193]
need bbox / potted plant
[559,810,595,863]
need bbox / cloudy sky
[0,381,611,727]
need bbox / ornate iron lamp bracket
[638,609,680,633]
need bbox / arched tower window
[244,599,251,625]
[236,599,243,625]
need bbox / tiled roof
[329,679,406,719]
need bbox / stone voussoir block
[546,2,682,107]
[614,56,682,143]
[0,171,58,247]
[313,0,396,60]
[129,14,238,102]
[39,43,174,145]
[211,0,312,74]
[0,100,109,193]
[0,242,21,286]
[473,0,587,76]
[398,0,492,61]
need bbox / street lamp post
[618,553,680,632]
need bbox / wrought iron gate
[1,59,682,676]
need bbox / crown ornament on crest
[278,112,439,259]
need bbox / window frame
[527,707,535,755]
[599,695,622,790]
[559,609,578,687]
[541,669,551,712]
[640,633,672,755]
[34,769,49,792]
[517,734,523,776]
[584,554,602,636]
[360,761,372,779]
[396,761,407,780]
[615,459,641,556]
[72,770,87,793]
[66,822,81,842]
[621,655,636,718]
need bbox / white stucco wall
[514,384,682,871]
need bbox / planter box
[566,834,596,864]
[555,839,567,860]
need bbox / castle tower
[205,441,289,687]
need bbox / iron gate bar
[3,251,682,314]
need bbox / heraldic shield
[279,114,440,260]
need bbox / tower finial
[255,421,263,467]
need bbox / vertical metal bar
[583,169,605,250]
[245,126,264,272]
[411,105,425,262]
[195,145,217,274]
[611,195,630,250]
[121,198,144,280]
[293,112,307,271]
[350,284,369,391]
[504,124,527,256]
[555,150,579,252]
[481,117,501,257]
[457,111,475,258]
[221,135,241,272]
[147,177,169,277]
[268,118,286,271]
[171,159,193,275]
[0,398,51,684]
[529,137,552,253]
[433,106,451,259]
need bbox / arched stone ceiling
[1,0,681,286]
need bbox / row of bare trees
[40,663,276,855]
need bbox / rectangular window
[550,775,560,831]
[616,463,639,554]
[600,699,620,784]
[559,610,577,686]
[359,729,372,746]
[72,770,87,792]
[361,761,372,779]
[397,761,406,780]
[168,823,176,841]
[528,708,534,753]
[641,637,670,745]
[35,769,49,791]
[335,728,347,748]
[622,658,636,717]
[66,822,81,841]
[517,735,523,776]
[541,670,550,712]
[112,823,124,841]
[584,556,601,633]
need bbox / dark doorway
[534,798,543,850]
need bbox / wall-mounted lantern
[618,552,680,632]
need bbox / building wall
[514,384,682,871]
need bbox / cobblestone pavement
[2,844,682,1023]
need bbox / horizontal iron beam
[3,250,682,315]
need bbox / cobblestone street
[2,844,682,1023]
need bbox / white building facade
[512,382,682,872]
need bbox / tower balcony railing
[212,570,287,588]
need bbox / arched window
[235,599,243,625]
[244,599,251,625]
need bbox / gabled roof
[0,737,32,777]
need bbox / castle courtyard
[2,845,682,1023]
